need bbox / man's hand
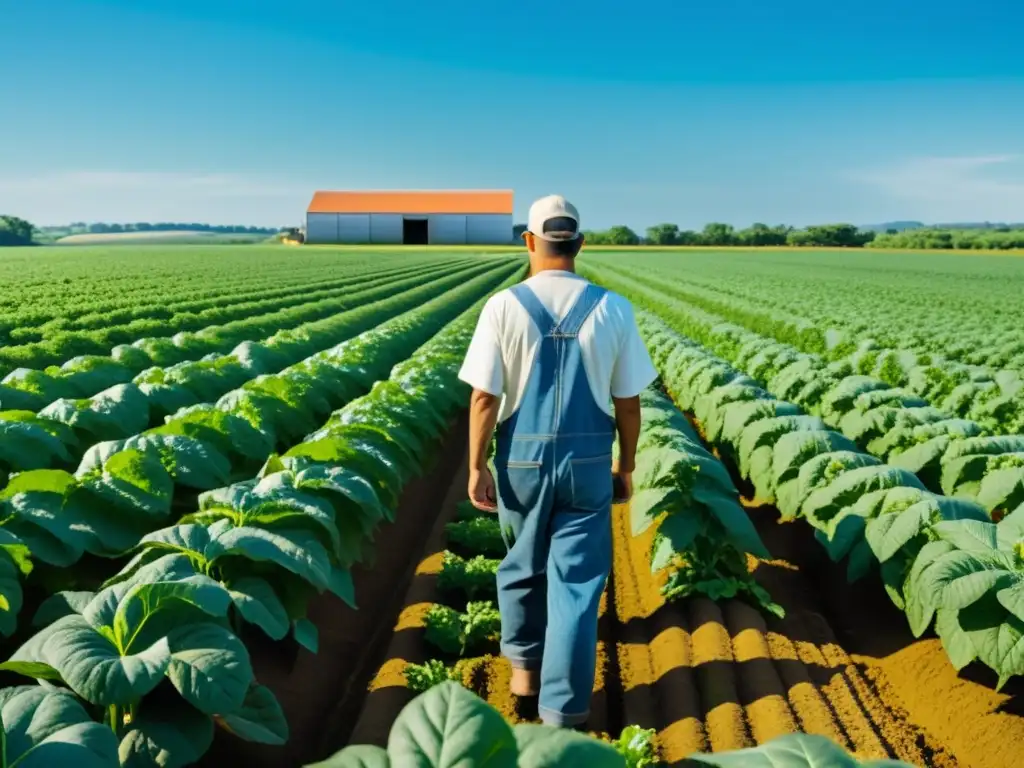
[469,466,498,512]
[612,470,634,503]
[612,457,634,503]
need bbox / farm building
[305,189,513,245]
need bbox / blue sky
[1,0,1023,229]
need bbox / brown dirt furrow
[649,605,709,762]
[611,504,708,761]
[687,598,754,752]
[806,619,935,766]
[761,626,850,746]
[787,620,890,758]
[721,600,800,743]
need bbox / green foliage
[436,550,500,598]
[586,221,878,247]
[868,227,1024,250]
[308,682,625,767]
[444,516,507,557]
[423,601,501,656]
[403,659,467,692]
[613,725,660,767]
[0,215,35,246]
[311,683,899,768]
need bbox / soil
[204,410,1024,768]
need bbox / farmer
[457,194,657,728]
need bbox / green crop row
[0,258,498,412]
[636,310,1024,689]
[0,262,520,639]
[625,388,781,616]
[0,256,502,377]
[0,267,524,767]
[9,260,416,344]
[582,264,1024,519]
[583,261,1024,436]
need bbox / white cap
[527,194,580,241]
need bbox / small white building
[305,189,513,245]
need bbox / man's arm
[609,299,659,500]
[469,389,501,472]
[612,394,641,474]
[457,299,505,510]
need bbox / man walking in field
[458,194,657,728]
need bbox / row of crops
[580,259,1024,692]
[2,244,1017,766]
[0,247,922,767]
[0,257,524,765]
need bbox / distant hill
[863,221,1024,232]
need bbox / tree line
[0,216,34,246]
[865,227,1024,250]
[580,222,877,247]
[574,222,1024,249]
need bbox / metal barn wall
[336,214,371,243]
[466,214,512,244]
[427,215,468,244]
[369,214,403,244]
[305,213,338,243]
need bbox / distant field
[54,230,271,245]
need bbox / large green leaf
[118,698,215,768]
[306,744,390,767]
[206,526,333,592]
[164,622,252,715]
[686,732,912,766]
[386,682,518,767]
[216,683,289,745]
[78,447,173,519]
[0,685,120,767]
[513,723,624,766]
[10,614,171,706]
[227,576,289,640]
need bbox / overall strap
[554,284,608,337]
[508,284,558,336]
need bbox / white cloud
[846,155,1024,222]
[0,171,313,226]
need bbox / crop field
[0,244,1022,768]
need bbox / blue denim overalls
[493,279,615,727]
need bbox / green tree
[645,223,680,245]
[604,225,641,245]
[0,215,35,246]
[701,222,736,246]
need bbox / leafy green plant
[423,601,501,656]
[0,554,289,763]
[404,659,467,692]
[628,388,781,618]
[307,681,624,767]
[436,550,499,599]
[686,733,913,766]
[0,685,120,766]
[613,725,660,767]
[444,517,506,557]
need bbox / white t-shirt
[458,270,658,423]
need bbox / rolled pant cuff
[503,654,542,671]
[538,705,589,727]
